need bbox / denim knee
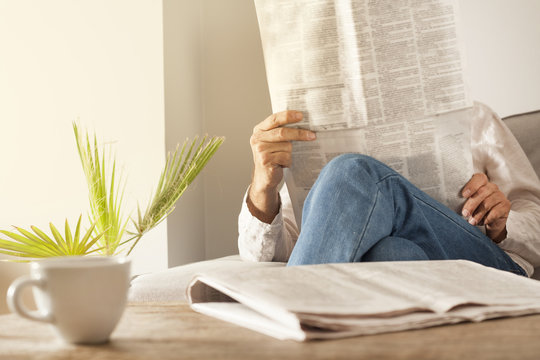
[322,154,391,183]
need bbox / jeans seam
[375,173,483,241]
[412,194,483,240]
[510,268,526,276]
[351,188,380,261]
[375,173,398,186]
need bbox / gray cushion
[503,110,540,178]
[504,110,540,279]
[128,255,243,303]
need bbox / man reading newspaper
[238,104,540,277]
[238,1,540,278]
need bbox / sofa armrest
[503,110,540,179]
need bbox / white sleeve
[237,184,299,262]
[471,102,540,275]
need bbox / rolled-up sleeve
[238,185,299,262]
[471,102,540,276]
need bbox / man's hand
[461,173,511,243]
[248,110,316,223]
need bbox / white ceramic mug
[6,256,131,344]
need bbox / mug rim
[31,256,130,270]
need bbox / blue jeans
[288,154,526,276]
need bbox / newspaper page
[254,0,474,225]
[188,260,540,341]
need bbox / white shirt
[238,102,540,277]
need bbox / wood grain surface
[1,302,540,360]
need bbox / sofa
[503,110,540,180]
[504,110,540,279]
[129,109,540,302]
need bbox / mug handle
[6,275,54,323]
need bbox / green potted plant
[0,123,224,260]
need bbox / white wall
[201,0,272,260]
[460,0,540,117]
[163,0,271,265]
[0,0,167,275]
[162,0,540,264]
[162,0,207,267]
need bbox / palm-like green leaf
[73,123,129,255]
[126,135,224,255]
[0,216,105,260]
[1,125,223,262]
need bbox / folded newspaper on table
[254,0,474,224]
[187,260,540,341]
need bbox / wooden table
[1,302,540,360]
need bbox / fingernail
[295,112,303,120]
[462,189,471,198]
[462,209,470,217]
[468,218,477,226]
[307,132,316,140]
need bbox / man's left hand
[461,173,511,243]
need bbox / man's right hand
[247,110,316,223]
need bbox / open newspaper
[254,0,474,224]
[187,260,540,341]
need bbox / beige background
[0,0,167,313]
[0,0,167,290]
